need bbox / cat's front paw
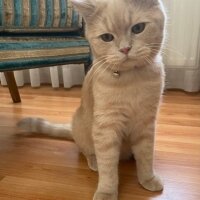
[93,191,118,200]
[139,175,163,192]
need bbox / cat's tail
[17,118,73,141]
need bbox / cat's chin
[108,59,146,72]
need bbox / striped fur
[17,0,166,200]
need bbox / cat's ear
[152,0,162,5]
[71,0,96,21]
[141,0,160,6]
[155,0,161,4]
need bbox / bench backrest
[0,0,82,33]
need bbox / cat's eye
[100,33,114,42]
[132,23,146,34]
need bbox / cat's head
[72,0,166,71]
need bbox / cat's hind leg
[72,109,98,171]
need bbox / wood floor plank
[0,176,94,200]
[0,86,200,200]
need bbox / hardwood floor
[0,86,200,200]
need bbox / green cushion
[0,36,90,71]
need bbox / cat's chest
[92,75,162,135]
[93,71,162,113]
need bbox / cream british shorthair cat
[18,0,166,199]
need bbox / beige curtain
[163,0,200,92]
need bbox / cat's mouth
[107,56,138,71]
[114,55,134,64]
[120,55,138,65]
[103,53,142,72]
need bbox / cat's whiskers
[132,45,159,66]
[87,55,117,84]
[141,43,176,61]
[149,48,177,60]
[135,53,152,62]
[94,56,120,81]
[144,56,154,66]
[135,47,148,54]
[87,58,109,84]
[150,49,168,57]
[146,43,184,58]
[91,56,118,83]
[95,63,114,82]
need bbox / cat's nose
[119,46,132,55]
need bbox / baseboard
[165,66,200,92]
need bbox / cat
[17,0,166,199]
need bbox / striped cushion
[0,0,82,33]
[0,36,90,71]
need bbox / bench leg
[4,71,21,103]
